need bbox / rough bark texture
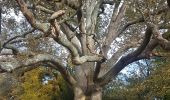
[73,86,102,100]
[0,7,1,35]
[1,0,170,100]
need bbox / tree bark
[74,87,86,100]
[73,86,102,100]
[0,7,1,35]
[74,62,102,100]
[90,91,102,100]
[0,7,1,49]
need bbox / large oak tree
[0,0,170,100]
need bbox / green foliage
[12,67,74,100]
[104,51,170,99]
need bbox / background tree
[0,0,170,100]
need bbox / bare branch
[103,1,127,57]
[15,0,49,33]
[50,18,104,65]
[35,5,54,14]
[79,10,87,55]
[151,23,170,50]
[99,42,138,77]
[0,29,36,55]
[16,0,102,65]
[1,29,35,48]
[73,55,104,65]
[61,23,82,54]
[117,17,144,35]
[49,10,65,21]
[98,25,153,86]
[103,5,168,58]
[28,5,54,14]
[139,39,158,59]
[0,54,77,86]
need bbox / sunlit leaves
[12,67,73,100]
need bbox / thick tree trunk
[73,61,102,100]
[74,87,86,100]
[90,91,102,100]
[73,86,102,100]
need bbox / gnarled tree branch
[97,25,153,86]
[15,0,50,33]
[0,54,77,86]
[103,1,127,57]
[0,29,36,55]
